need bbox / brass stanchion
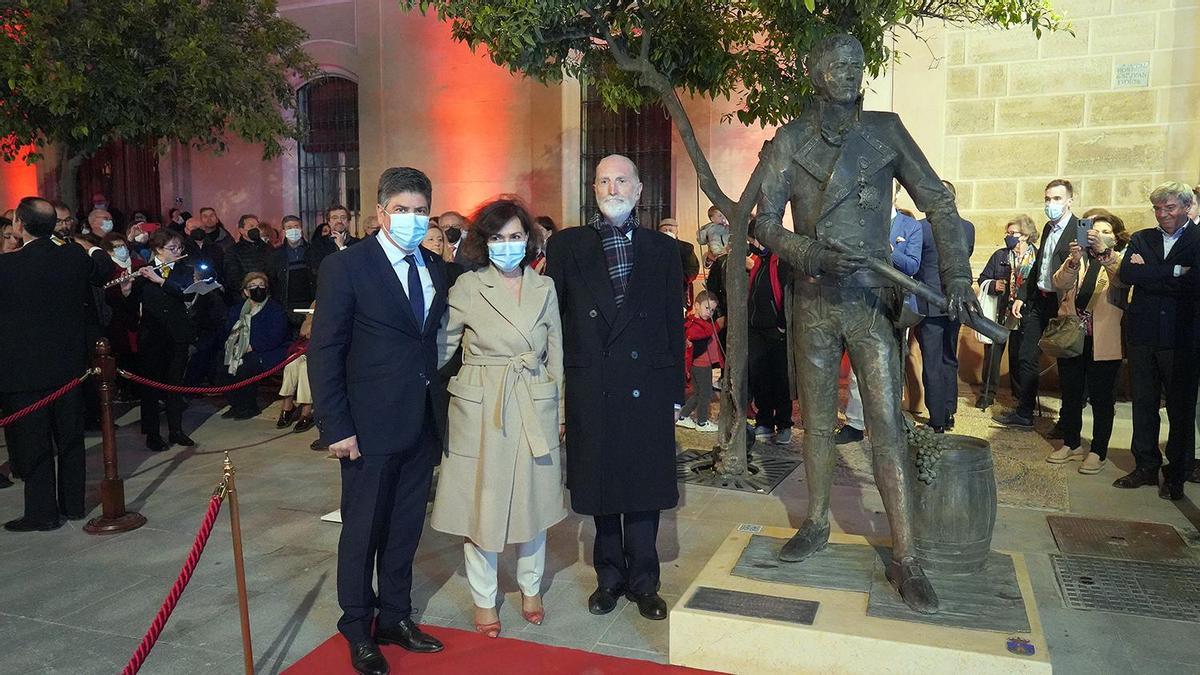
[85,339,147,535]
[224,453,254,675]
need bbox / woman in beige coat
[1047,208,1128,474]
[432,198,566,638]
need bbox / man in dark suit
[310,168,448,675]
[545,154,685,622]
[995,179,1079,429]
[656,218,700,305]
[914,181,975,433]
[0,197,94,531]
[309,204,359,277]
[1116,182,1198,500]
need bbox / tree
[402,0,1063,476]
[0,0,317,210]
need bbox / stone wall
[938,0,1200,245]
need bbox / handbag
[1037,259,1102,359]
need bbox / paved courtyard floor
[1,389,1197,674]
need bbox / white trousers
[463,531,546,608]
[277,355,311,405]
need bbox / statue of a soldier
[755,34,980,615]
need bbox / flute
[103,255,189,289]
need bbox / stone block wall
[940,0,1200,245]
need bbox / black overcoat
[545,225,685,516]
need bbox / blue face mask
[488,240,526,273]
[1044,202,1066,222]
[113,245,129,262]
[1004,235,1019,250]
[99,219,114,234]
[387,213,429,251]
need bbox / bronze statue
[755,34,980,614]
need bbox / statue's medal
[858,183,881,210]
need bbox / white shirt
[1037,212,1071,292]
[1158,223,1189,277]
[377,230,435,324]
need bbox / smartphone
[1076,218,1092,249]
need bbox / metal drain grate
[1047,515,1194,563]
[1052,554,1200,623]
[676,447,800,494]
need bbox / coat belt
[462,352,553,458]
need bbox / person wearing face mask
[126,223,153,261]
[133,229,198,452]
[1045,209,1128,476]
[101,233,146,401]
[657,218,700,304]
[975,215,1038,409]
[309,167,450,672]
[544,154,685,622]
[430,197,565,639]
[995,179,1081,430]
[220,272,290,420]
[223,214,272,306]
[87,209,116,237]
[269,215,316,334]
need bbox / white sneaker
[1079,452,1107,475]
[675,417,698,429]
[1046,446,1087,464]
[774,428,793,445]
[695,421,719,433]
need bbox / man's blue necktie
[404,254,425,328]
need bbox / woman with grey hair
[975,213,1038,408]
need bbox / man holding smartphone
[996,179,1081,430]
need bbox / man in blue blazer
[310,167,449,675]
[914,181,975,432]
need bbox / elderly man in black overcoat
[545,154,685,621]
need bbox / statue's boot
[886,556,939,615]
[778,520,831,562]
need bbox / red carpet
[283,625,723,674]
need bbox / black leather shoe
[0,474,12,489]
[1159,482,1184,501]
[886,556,939,615]
[626,590,668,620]
[1188,464,1200,484]
[293,416,315,433]
[1113,468,1158,489]
[779,520,831,562]
[146,435,168,452]
[834,425,864,445]
[993,411,1034,429]
[348,640,389,675]
[588,586,624,615]
[375,618,443,653]
[946,415,956,431]
[4,516,64,532]
[169,432,195,447]
[276,407,298,429]
[974,396,994,410]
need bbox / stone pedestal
[668,525,1050,674]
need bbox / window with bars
[580,86,672,229]
[297,76,361,235]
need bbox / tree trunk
[56,151,84,214]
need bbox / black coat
[136,260,199,346]
[309,237,449,455]
[1120,225,1199,349]
[915,217,976,317]
[0,238,95,393]
[223,238,272,294]
[677,239,700,280]
[545,225,684,516]
[309,233,360,278]
[1018,215,1080,303]
[184,238,226,285]
[269,241,316,323]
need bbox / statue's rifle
[824,239,1010,345]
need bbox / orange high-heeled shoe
[474,620,501,638]
[521,595,545,626]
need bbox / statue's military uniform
[756,107,972,562]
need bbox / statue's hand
[818,248,867,276]
[944,279,982,324]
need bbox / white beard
[598,197,634,224]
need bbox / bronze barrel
[911,435,997,575]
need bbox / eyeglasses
[245,284,268,291]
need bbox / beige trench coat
[430,264,567,552]
[1052,251,1125,362]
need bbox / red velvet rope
[118,346,306,394]
[0,371,92,427]
[122,494,225,675]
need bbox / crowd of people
[3,163,1200,672]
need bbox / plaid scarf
[589,210,639,307]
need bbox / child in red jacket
[677,291,723,432]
